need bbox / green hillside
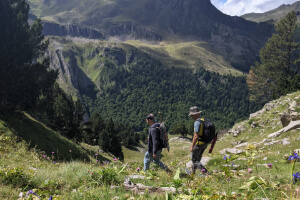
[48,37,259,131]
[1,92,300,199]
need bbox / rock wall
[42,21,105,40]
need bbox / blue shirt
[194,120,201,133]
[194,119,204,145]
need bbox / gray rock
[268,120,300,138]
[289,101,297,111]
[294,149,300,154]
[128,175,146,179]
[222,164,240,169]
[235,142,249,148]
[282,140,291,145]
[157,187,177,193]
[220,148,244,154]
[280,112,290,127]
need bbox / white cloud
[211,0,299,16]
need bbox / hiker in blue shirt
[188,106,208,174]
[144,113,171,173]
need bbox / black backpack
[197,118,216,143]
[156,122,170,151]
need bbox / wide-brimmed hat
[188,106,202,116]
[146,113,155,120]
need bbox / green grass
[125,40,243,76]
[1,92,300,199]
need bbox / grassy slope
[1,91,300,199]
[49,37,243,77]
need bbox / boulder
[268,120,300,138]
[235,142,249,148]
[289,100,297,111]
[280,112,290,127]
[227,124,246,137]
[291,112,300,121]
[220,148,244,154]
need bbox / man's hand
[190,146,194,152]
[153,154,157,159]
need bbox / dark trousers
[191,143,208,173]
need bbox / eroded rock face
[280,112,291,127]
[228,124,246,137]
[42,22,105,39]
[279,97,300,127]
[268,120,300,138]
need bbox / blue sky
[211,0,299,16]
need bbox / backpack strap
[195,118,205,144]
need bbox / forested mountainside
[47,37,261,131]
[27,0,274,72]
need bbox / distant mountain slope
[242,2,300,23]
[27,0,274,72]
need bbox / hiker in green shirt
[188,106,208,174]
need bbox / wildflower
[201,169,206,172]
[52,152,54,154]
[114,158,117,161]
[25,190,40,199]
[95,153,98,156]
[223,155,230,160]
[288,153,300,161]
[96,160,99,162]
[267,163,273,168]
[43,155,46,158]
[248,168,253,173]
[91,172,94,175]
[87,170,90,173]
[53,161,56,164]
[214,170,218,173]
[293,172,300,182]
[18,192,24,198]
[137,167,140,172]
[49,196,52,200]
[69,150,72,153]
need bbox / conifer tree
[247,11,300,103]
[0,0,57,112]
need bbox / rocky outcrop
[46,46,97,98]
[279,98,300,127]
[107,22,162,42]
[228,122,246,137]
[42,21,105,40]
[268,120,300,138]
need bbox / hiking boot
[185,169,192,175]
[166,168,173,175]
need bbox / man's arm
[152,127,159,158]
[190,132,199,152]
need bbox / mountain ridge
[242,2,300,23]
[27,0,274,72]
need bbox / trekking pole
[208,134,218,154]
[159,111,163,123]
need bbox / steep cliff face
[107,22,162,42]
[46,45,98,98]
[42,21,105,39]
